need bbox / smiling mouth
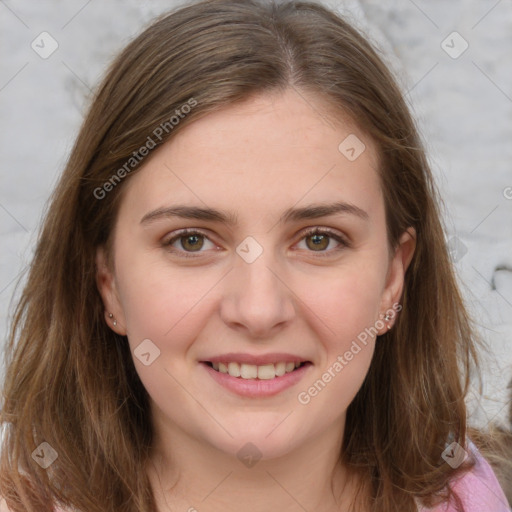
[203,361,310,380]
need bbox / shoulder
[449,439,511,511]
[419,439,511,512]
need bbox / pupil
[182,234,203,251]
[307,234,328,250]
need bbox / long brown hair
[0,1,482,510]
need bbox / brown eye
[164,229,216,257]
[305,233,329,251]
[180,234,204,251]
[296,228,348,255]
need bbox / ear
[95,246,127,335]
[377,227,416,334]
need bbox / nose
[219,249,296,339]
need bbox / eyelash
[162,227,349,259]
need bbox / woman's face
[97,89,414,461]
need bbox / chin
[210,427,302,463]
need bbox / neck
[147,412,359,512]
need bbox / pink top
[418,440,510,511]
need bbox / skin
[96,88,416,512]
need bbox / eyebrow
[140,201,369,226]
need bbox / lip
[201,361,312,398]
[202,352,309,366]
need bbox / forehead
[119,89,383,226]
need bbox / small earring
[384,314,392,331]
[108,313,117,326]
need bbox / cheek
[314,281,378,379]
[294,274,380,425]
[293,256,386,406]
[305,262,384,347]
[115,253,219,352]
[113,256,219,412]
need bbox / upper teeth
[212,361,301,379]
